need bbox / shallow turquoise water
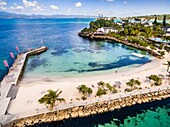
[24,41,153,79]
[0,18,154,81]
[99,107,170,127]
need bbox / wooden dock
[0,46,48,115]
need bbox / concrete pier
[0,46,48,116]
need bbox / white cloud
[124,1,127,4]
[10,6,24,10]
[68,8,72,13]
[22,0,38,7]
[10,3,24,10]
[0,1,6,6]
[22,0,44,12]
[0,0,7,10]
[32,5,44,12]
[50,5,59,10]
[75,2,82,7]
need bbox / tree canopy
[38,89,65,111]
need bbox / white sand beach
[7,53,170,116]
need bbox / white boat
[131,53,145,58]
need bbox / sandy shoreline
[20,59,158,85]
[6,52,170,116]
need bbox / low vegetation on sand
[125,79,141,92]
[77,85,93,100]
[149,75,162,86]
[38,89,65,111]
[96,81,118,96]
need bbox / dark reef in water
[64,56,151,73]
[51,49,68,56]
[27,57,48,71]
[29,98,170,127]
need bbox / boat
[131,53,145,58]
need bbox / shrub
[158,51,165,56]
[149,75,162,86]
[164,46,170,52]
[150,45,157,50]
[77,85,93,99]
[112,88,118,93]
[81,96,87,100]
[125,88,132,92]
[97,81,105,87]
[105,83,113,92]
[96,88,107,96]
[126,79,141,92]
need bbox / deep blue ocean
[0,18,169,127]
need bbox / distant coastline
[0,11,96,19]
[78,33,162,59]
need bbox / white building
[96,27,118,34]
[166,28,170,36]
[144,22,153,27]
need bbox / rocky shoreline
[4,89,170,127]
[78,33,162,59]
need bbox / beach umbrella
[10,52,15,60]
[16,46,20,53]
[3,60,9,69]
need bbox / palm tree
[166,61,170,72]
[38,89,65,111]
[126,79,141,90]
[77,84,93,100]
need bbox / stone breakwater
[17,46,48,84]
[4,89,170,127]
[78,33,162,59]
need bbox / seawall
[4,89,170,127]
[79,33,162,59]
[0,46,48,125]
[17,46,48,84]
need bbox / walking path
[0,46,48,116]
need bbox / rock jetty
[4,89,170,127]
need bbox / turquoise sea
[0,18,153,81]
[0,18,169,127]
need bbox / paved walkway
[0,46,47,117]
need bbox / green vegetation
[149,75,162,86]
[77,85,93,100]
[97,81,105,88]
[163,15,166,27]
[164,45,170,52]
[80,14,170,57]
[80,19,122,35]
[38,89,65,111]
[128,14,170,21]
[96,88,107,96]
[158,50,165,57]
[89,19,122,31]
[96,81,118,96]
[125,79,141,92]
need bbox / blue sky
[0,0,170,17]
